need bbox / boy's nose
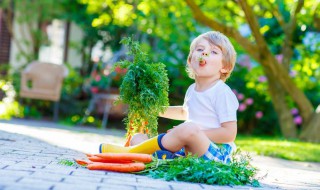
[202,52,209,56]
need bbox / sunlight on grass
[236,135,320,162]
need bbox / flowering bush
[86,61,127,94]
[89,71,110,93]
[228,55,279,135]
[231,86,276,135]
[228,50,320,135]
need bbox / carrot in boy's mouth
[198,52,208,66]
[199,60,206,66]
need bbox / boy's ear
[220,68,228,73]
[187,57,191,64]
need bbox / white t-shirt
[183,80,239,149]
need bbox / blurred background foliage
[0,0,319,141]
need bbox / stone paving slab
[0,119,319,190]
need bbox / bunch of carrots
[75,153,153,173]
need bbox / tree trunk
[263,64,297,138]
[258,50,313,125]
[268,56,320,142]
[299,106,320,143]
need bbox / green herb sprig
[137,151,260,187]
[58,159,78,167]
[114,37,169,137]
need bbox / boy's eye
[196,48,203,52]
[211,50,217,54]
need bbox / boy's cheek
[191,55,199,63]
[190,60,198,66]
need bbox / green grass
[235,135,320,162]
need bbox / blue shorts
[175,143,234,164]
[202,143,233,163]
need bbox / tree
[78,0,320,142]
[184,0,319,142]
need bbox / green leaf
[115,37,170,137]
[136,151,260,186]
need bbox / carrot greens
[114,37,169,138]
[137,151,260,187]
[58,159,78,167]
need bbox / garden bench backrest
[20,61,68,102]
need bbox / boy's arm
[159,106,187,121]
[203,121,237,143]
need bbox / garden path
[0,119,319,190]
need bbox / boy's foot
[153,150,180,160]
[174,148,186,157]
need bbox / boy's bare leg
[130,133,149,146]
[100,122,210,155]
[161,122,211,156]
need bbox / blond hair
[186,31,237,81]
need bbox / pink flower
[91,71,97,76]
[276,54,283,64]
[258,76,267,82]
[255,111,263,119]
[115,66,128,74]
[238,103,247,112]
[91,87,99,94]
[121,68,128,74]
[92,57,99,63]
[290,70,297,77]
[103,69,110,76]
[115,66,122,73]
[245,98,254,105]
[294,116,302,125]
[237,93,244,101]
[95,75,101,82]
[232,89,238,95]
[291,108,299,115]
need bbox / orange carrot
[87,155,133,163]
[94,153,152,163]
[124,135,132,147]
[87,162,145,172]
[74,159,91,166]
[85,153,94,157]
[125,122,135,147]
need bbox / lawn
[236,135,320,162]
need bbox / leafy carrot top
[114,37,169,138]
